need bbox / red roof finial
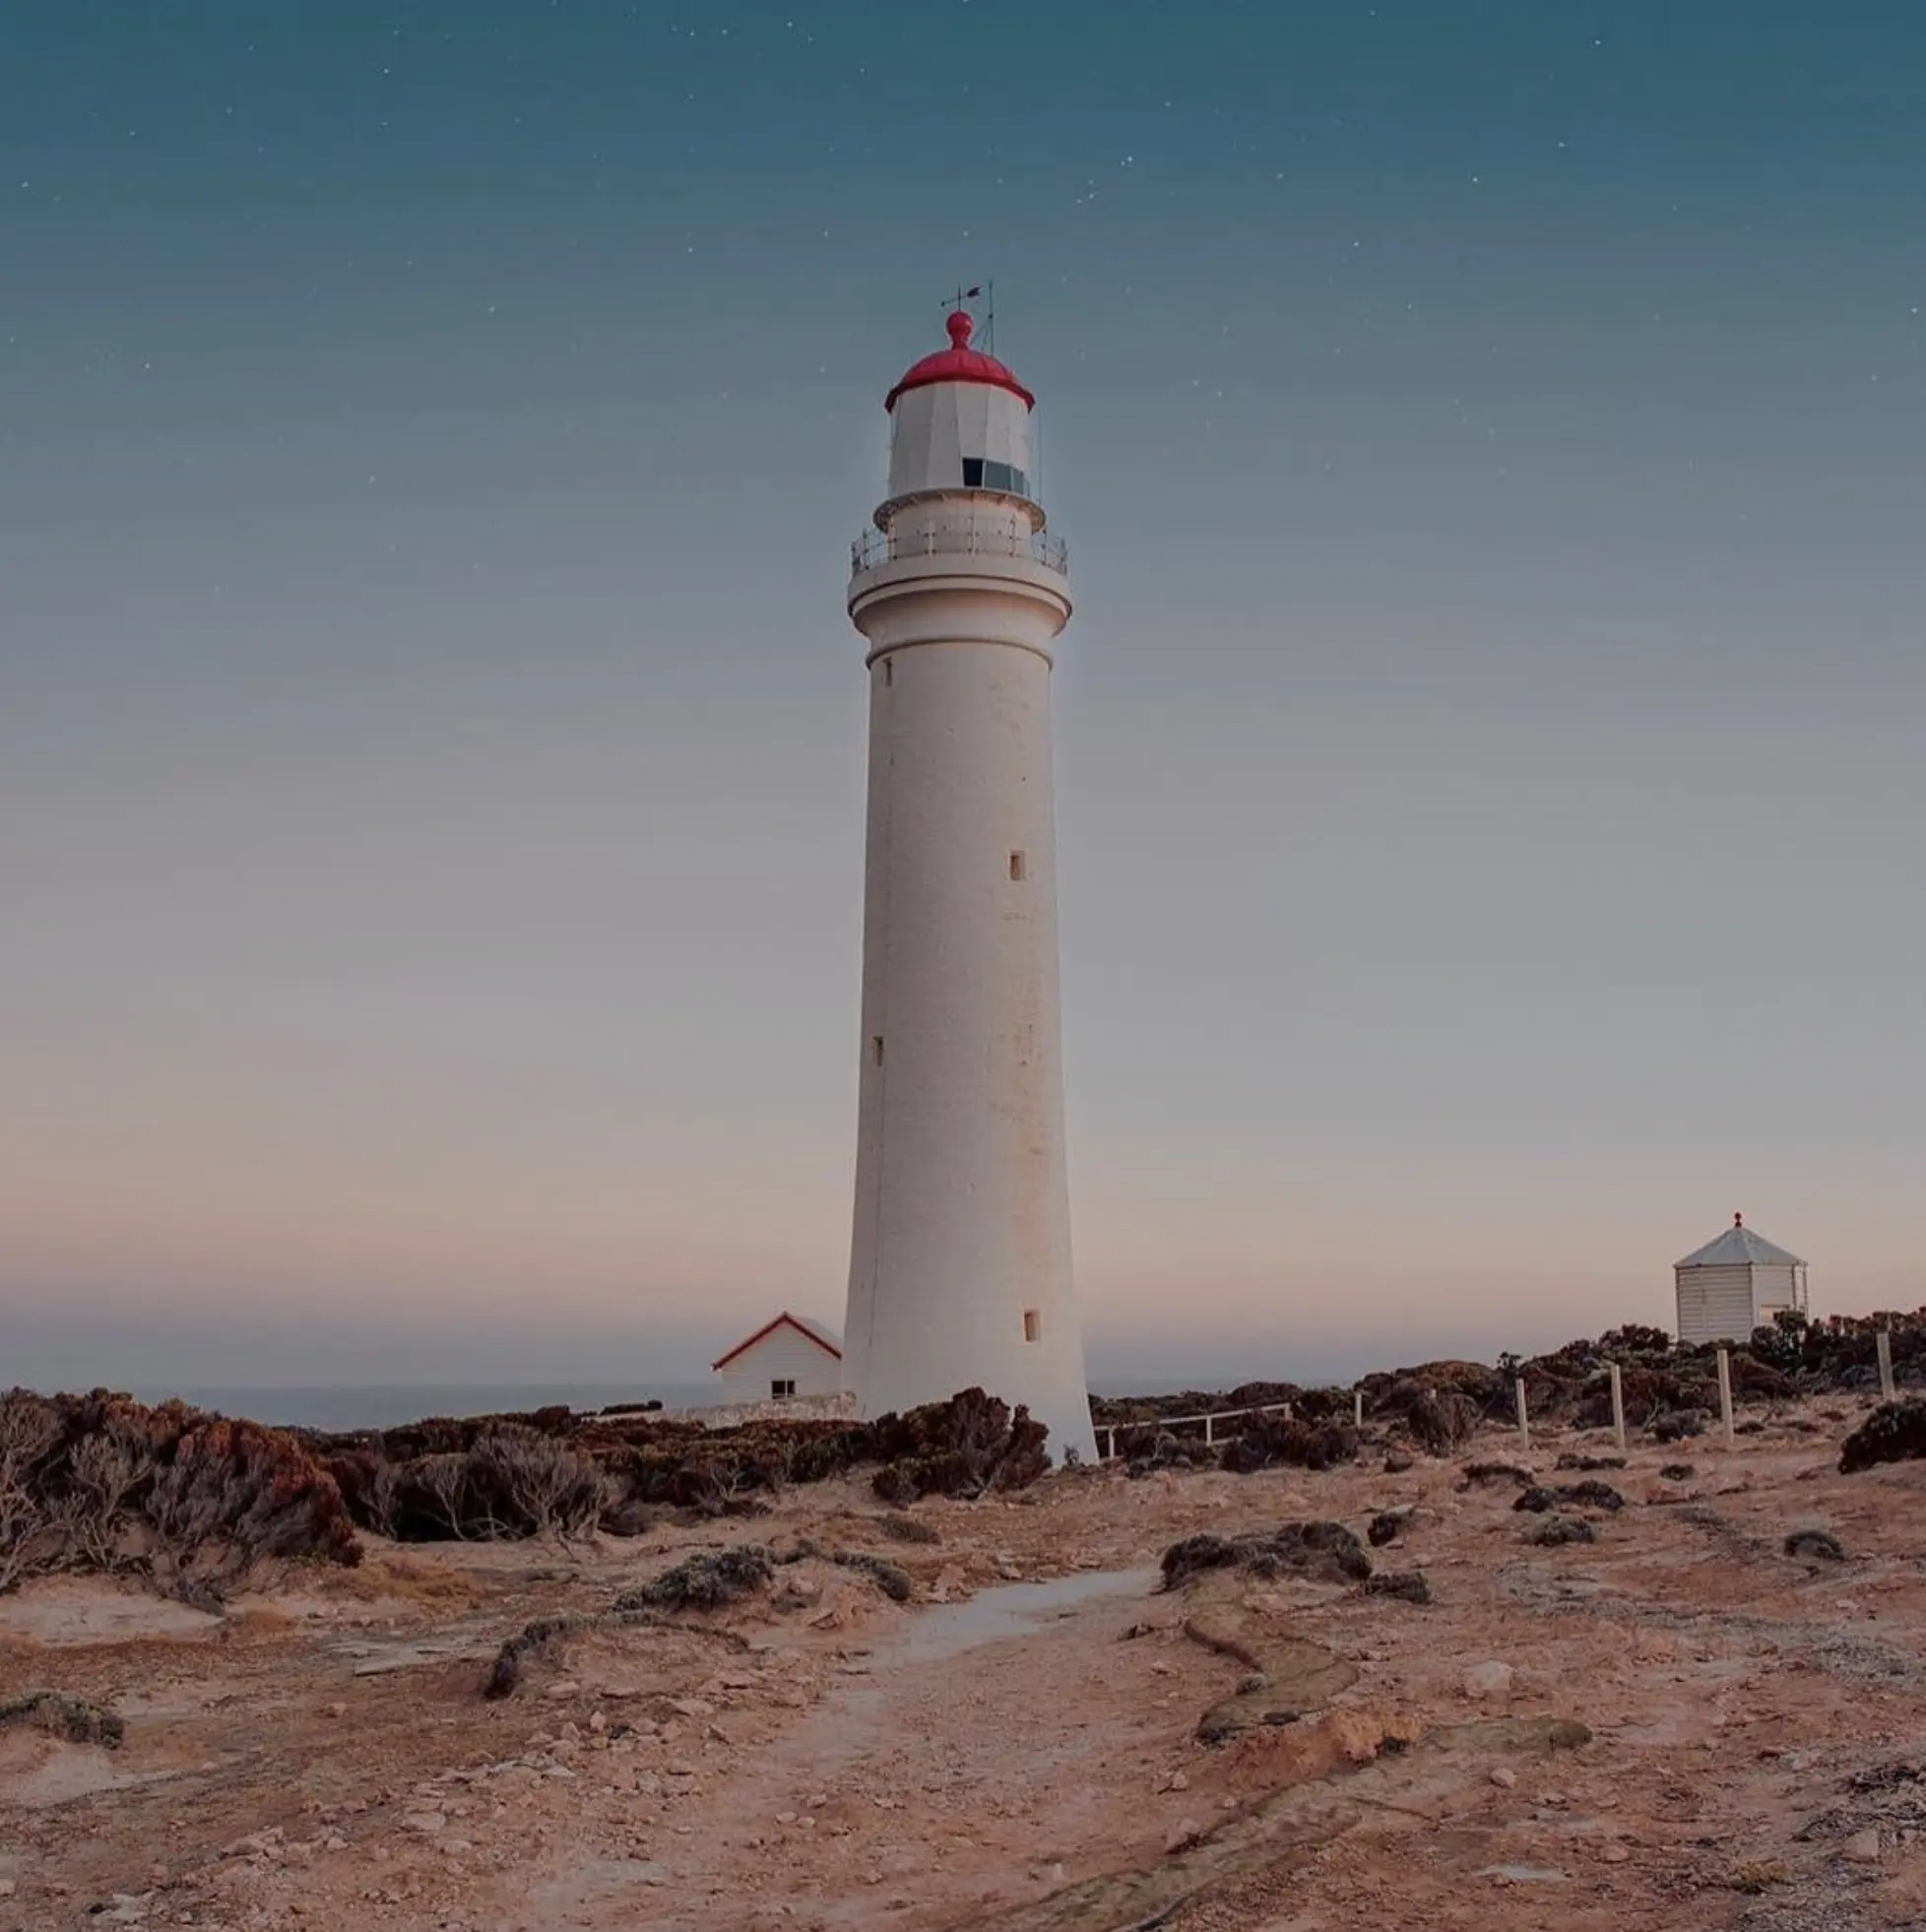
[1734,1211,1743,1227]
[945,308,974,350]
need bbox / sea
[114,1364,1340,1434]
[130,1384,718,1432]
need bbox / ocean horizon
[123,1384,719,1432]
[83,1371,1303,1434]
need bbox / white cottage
[710,1312,845,1406]
[1674,1214,1809,1346]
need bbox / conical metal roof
[1676,1214,1805,1270]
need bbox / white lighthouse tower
[840,307,1098,1466]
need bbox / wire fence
[1092,1400,1296,1463]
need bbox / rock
[323,1702,347,1718]
[402,1812,446,1835]
[1843,1829,1882,1865]
[1601,1844,1630,1864]
[1383,1452,1415,1474]
[1462,1460,1534,1489]
[542,1681,580,1700]
[1489,1768,1517,1789]
[1463,1661,1515,1699]
[0,1879,15,1897]
[1166,1771,1189,1791]
[588,1710,608,1733]
[1163,1817,1203,1855]
[1368,1509,1414,1548]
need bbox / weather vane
[939,283,995,353]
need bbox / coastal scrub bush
[313,1391,1055,1547]
[357,1429,610,1542]
[0,1691,125,1747]
[1839,1400,1926,1474]
[617,1546,774,1611]
[0,1389,361,1605]
[831,1551,915,1602]
[1219,1416,1359,1475]
[482,1611,596,1700]
[1161,1521,1371,1590]
[867,1388,1049,1504]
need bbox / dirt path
[4,1413,1926,1930]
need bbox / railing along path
[1091,1400,1296,1463]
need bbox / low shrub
[617,1546,774,1612]
[1840,1400,1926,1474]
[0,1389,361,1606]
[1161,1520,1371,1590]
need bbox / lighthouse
[840,307,1098,1466]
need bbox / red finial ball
[1734,1211,1743,1227]
[945,308,974,349]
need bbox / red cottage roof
[884,310,1035,414]
[711,1311,845,1373]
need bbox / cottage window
[771,1378,797,1399]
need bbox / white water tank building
[1674,1213,1810,1346]
[838,306,1098,1466]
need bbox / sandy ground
[3,1403,1924,1931]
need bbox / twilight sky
[3,1,1923,1393]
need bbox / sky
[2,0,1923,1395]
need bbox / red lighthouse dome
[883,310,1036,414]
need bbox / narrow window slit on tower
[872,1036,884,1066]
[1023,1310,1042,1343]
[1008,851,1027,882]
[883,658,893,685]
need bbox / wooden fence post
[1203,1413,1214,1447]
[1514,1377,1530,1453]
[1878,1329,1896,1403]
[1716,1347,1735,1448]
[1610,1363,1627,1453]
[1354,1388,1365,1429]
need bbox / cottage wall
[714,1325,844,1406]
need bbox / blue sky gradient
[3,1,1922,1390]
